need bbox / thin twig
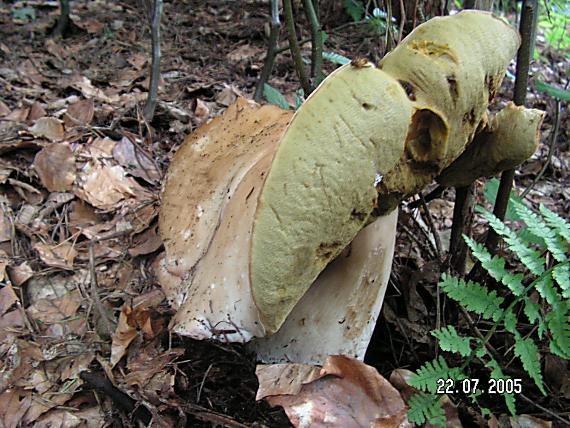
[283,0,312,95]
[419,194,442,261]
[196,363,213,403]
[143,0,163,122]
[521,100,561,199]
[519,393,570,426]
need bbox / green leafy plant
[263,83,291,110]
[537,0,570,58]
[342,1,398,34]
[407,201,569,426]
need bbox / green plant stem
[283,0,312,96]
[303,0,323,84]
[254,0,281,102]
[485,0,538,252]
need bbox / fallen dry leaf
[75,18,104,33]
[33,241,77,270]
[228,44,261,62]
[112,137,161,184]
[7,262,34,286]
[257,355,410,428]
[0,282,19,316]
[0,204,12,242]
[70,75,120,104]
[256,363,322,399]
[0,390,32,428]
[216,84,242,107]
[33,143,76,192]
[26,289,82,325]
[75,161,145,210]
[129,224,163,256]
[0,99,10,116]
[510,414,552,428]
[192,98,210,119]
[64,98,94,127]
[28,117,65,142]
[68,200,101,232]
[110,304,139,367]
[28,102,46,122]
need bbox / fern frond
[514,202,568,262]
[407,392,446,427]
[552,263,570,298]
[523,298,544,336]
[439,274,505,321]
[486,358,516,415]
[476,207,545,275]
[408,356,463,393]
[539,204,570,243]
[322,51,350,65]
[535,273,562,307]
[546,301,570,359]
[432,326,474,357]
[513,334,546,395]
[464,236,525,296]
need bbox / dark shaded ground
[0,0,568,426]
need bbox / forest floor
[0,0,568,427]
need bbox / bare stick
[303,0,323,85]
[485,0,538,252]
[143,0,163,122]
[449,184,475,274]
[254,0,281,102]
[283,0,312,96]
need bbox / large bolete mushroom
[156,11,541,364]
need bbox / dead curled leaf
[112,137,161,184]
[33,143,76,192]
[74,161,147,210]
[64,98,94,127]
[257,355,410,428]
[33,241,77,270]
[27,117,64,142]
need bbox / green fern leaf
[514,335,546,395]
[486,359,516,415]
[539,204,570,243]
[546,301,570,359]
[432,326,473,357]
[552,263,570,298]
[407,392,446,427]
[408,356,463,393]
[263,84,290,110]
[464,236,525,296]
[477,207,545,275]
[439,274,505,321]
[514,202,568,262]
[535,273,561,306]
[523,298,543,334]
[322,51,351,65]
[503,310,518,335]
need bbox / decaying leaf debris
[158,10,542,363]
